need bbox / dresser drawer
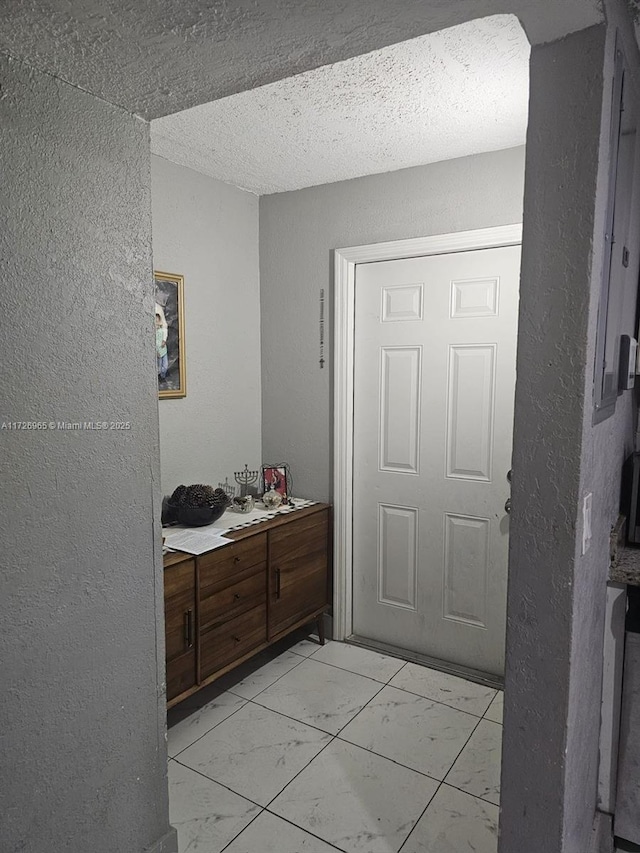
[199,533,267,591]
[199,567,266,632]
[200,604,267,680]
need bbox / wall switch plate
[582,493,593,556]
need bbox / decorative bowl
[232,496,254,513]
[162,500,226,527]
[262,489,283,509]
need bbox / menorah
[234,464,260,497]
[217,477,237,500]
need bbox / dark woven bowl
[162,499,227,527]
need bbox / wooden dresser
[163,503,331,707]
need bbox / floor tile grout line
[173,703,335,803]
[246,695,350,736]
[296,655,407,685]
[244,653,392,736]
[482,690,504,724]
[262,806,350,852]
[384,680,497,720]
[226,650,308,702]
[218,801,350,853]
[330,679,391,738]
[322,643,498,716]
[440,711,489,791]
[168,698,249,759]
[396,781,442,853]
[344,645,501,712]
[441,716,503,807]
[335,735,460,796]
[439,778,501,809]
[217,806,266,853]
[262,734,338,810]
[170,757,267,810]
[332,732,445,784]
[299,649,498,717]
[289,639,325,659]
[288,653,390,686]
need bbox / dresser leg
[316,614,326,645]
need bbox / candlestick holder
[234,464,260,497]
[218,477,237,500]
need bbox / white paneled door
[352,245,520,676]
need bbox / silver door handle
[505,498,511,514]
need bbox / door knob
[505,498,511,514]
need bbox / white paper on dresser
[163,528,233,555]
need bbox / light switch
[582,493,592,556]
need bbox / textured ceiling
[151,16,530,195]
[0,0,600,119]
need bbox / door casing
[332,224,523,641]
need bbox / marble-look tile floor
[167,634,503,853]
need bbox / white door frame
[333,224,523,642]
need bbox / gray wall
[151,156,262,496]
[501,20,639,853]
[259,146,526,502]
[0,57,173,853]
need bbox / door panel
[379,346,422,473]
[352,245,520,676]
[446,344,496,481]
[378,503,419,610]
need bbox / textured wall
[500,23,638,853]
[151,156,262,496]
[0,0,601,119]
[0,56,174,853]
[259,146,525,502]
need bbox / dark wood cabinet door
[164,557,196,701]
[268,509,329,637]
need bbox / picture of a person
[156,312,168,381]
[264,467,287,497]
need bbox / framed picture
[154,270,186,399]
[262,465,289,499]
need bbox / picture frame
[154,270,186,399]
[262,464,289,500]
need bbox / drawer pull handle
[234,593,241,600]
[275,567,281,599]
[234,556,241,564]
[234,636,241,643]
[184,609,194,649]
